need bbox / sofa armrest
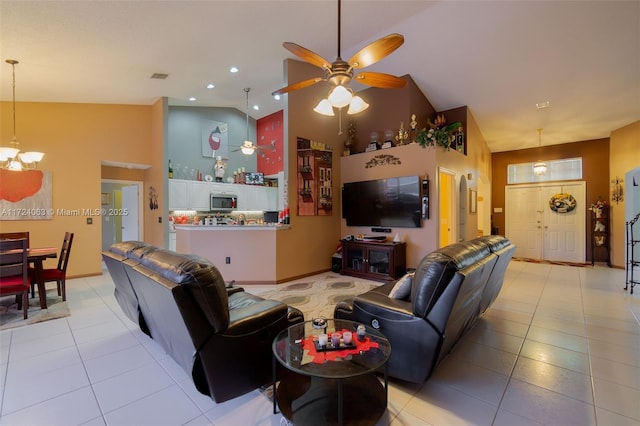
[225,297,289,336]
[227,287,245,296]
[353,291,414,318]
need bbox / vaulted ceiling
[1,1,638,152]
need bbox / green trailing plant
[416,114,462,150]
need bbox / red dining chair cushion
[0,275,30,289]
[41,269,65,281]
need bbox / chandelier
[532,128,547,176]
[0,60,44,171]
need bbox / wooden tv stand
[341,239,406,282]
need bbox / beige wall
[0,101,154,277]
[274,59,346,280]
[610,120,640,267]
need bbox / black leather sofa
[334,235,515,383]
[103,241,304,402]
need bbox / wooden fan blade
[355,72,407,89]
[272,77,324,96]
[348,33,404,69]
[283,42,332,69]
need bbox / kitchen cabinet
[168,179,278,212]
[188,181,212,211]
[341,239,406,282]
[168,180,189,210]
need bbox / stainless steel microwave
[210,193,237,211]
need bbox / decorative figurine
[395,121,409,145]
[410,114,418,143]
[344,119,356,156]
[214,156,226,182]
[382,129,395,149]
[366,131,380,152]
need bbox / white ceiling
[1,0,638,152]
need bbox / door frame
[438,167,457,248]
[101,179,143,249]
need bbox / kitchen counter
[174,224,290,231]
[175,224,290,284]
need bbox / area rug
[258,273,380,320]
[0,290,70,331]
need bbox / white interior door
[506,186,543,259]
[506,182,586,262]
[121,185,139,241]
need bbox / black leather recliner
[103,242,304,402]
[334,235,515,383]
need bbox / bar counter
[174,224,290,284]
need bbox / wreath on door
[549,193,577,213]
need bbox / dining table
[27,247,58,309]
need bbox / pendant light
[532,128,547,176]
[241,88,255,155]
[0,59,45,171]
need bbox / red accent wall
[257,110,284,176]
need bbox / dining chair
[0,232,30,248]
[0,238,31,319]
[31,232,74,301]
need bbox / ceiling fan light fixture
[327,85,352,108]
[347,95,369,114]
[313,99,335,116]
[241,141,255,155]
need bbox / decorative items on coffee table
[272,318,391,426]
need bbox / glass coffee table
[272,318,391,426]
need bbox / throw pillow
[388,272,414,299]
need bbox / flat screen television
[342,175,422,228]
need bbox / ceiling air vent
[150,73,169,79]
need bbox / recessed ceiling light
[207,83,215,89]
[536,100,550,109]
[253,105,259,111]
[273,94,281,100]
[230,66,239,73]
[189,97,197,102]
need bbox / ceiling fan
[233,88,274,155]
[272,0,406,108]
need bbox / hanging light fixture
[241,88,255,155]
[313,85,369,117]
[0,59,44,171]
[532,128,547,176]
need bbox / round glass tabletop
[272,318,391,379]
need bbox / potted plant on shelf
[416,114,462,150]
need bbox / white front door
[505,185,543,259]
[506,182,586,262]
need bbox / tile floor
[0,260,639,425]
